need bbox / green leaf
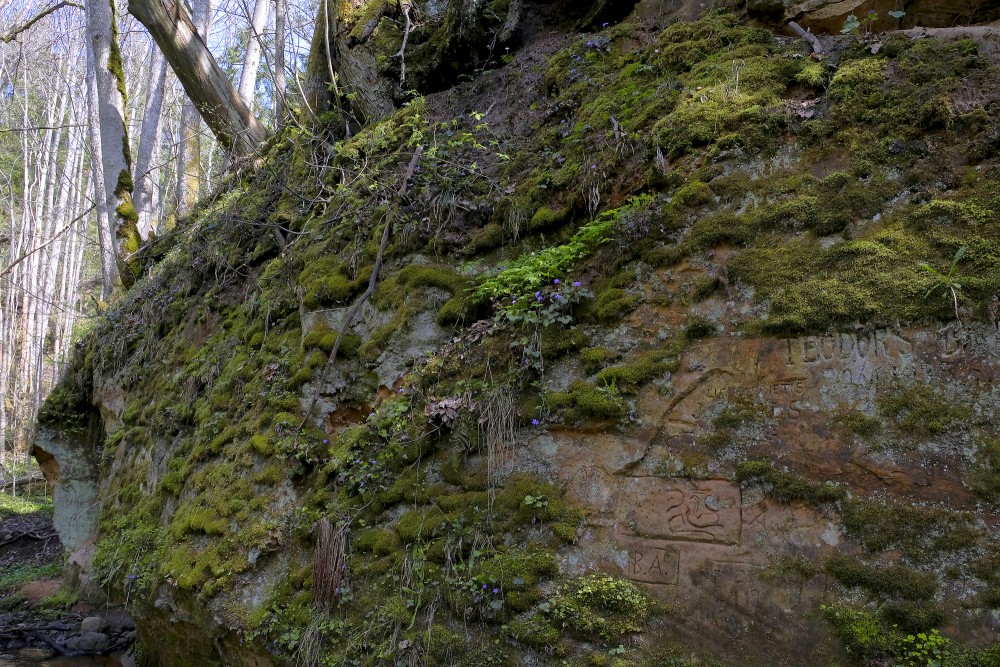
[888,10,906,18]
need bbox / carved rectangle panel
[621,479,741,545]
[625,543,680,585]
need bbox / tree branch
[0,205,95,282]
[0,1,83,43]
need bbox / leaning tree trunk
[128,0,268,154]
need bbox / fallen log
[0,473,45,490]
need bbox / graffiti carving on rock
[621,479,741,545]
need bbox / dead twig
[395,0,414,84]
[787,20,823,55]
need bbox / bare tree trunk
[238,0,270,112]
[273,0,286,121]
[134,45,168,238]
[128,0,268,154]
[85,31,120,300]
[85,0,136,282]
[177,0,213,213]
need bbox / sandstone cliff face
[37,5,1000,667]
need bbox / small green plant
[920,245,966,322]
[842,9,905,37]
[895,630,951,667]
[523,494,549,510]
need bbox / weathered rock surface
[35,5,1000,667]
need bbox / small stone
[65,631,110,654]
[80,616,106,634]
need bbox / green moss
[735,461,845,507]
[841,496,979,560]
[548,574,650,642]
[825,553,937,601]
[595,347,680,393]
[579,347,612,375]
[436,295,467,325]
[298,256,361,309]
[504,613,559,648]
[967,437,1000,504]
[682,315,716,339]
[529,206,571,232]
[876,382,971,436]
[548,381,626,421]
[354,527,400,556]
[821,602,904,661]
[712,390,766,429]
[396,506,450,543]
[671,180,714,208]
[832,408,883,437]
[591,287,638,323]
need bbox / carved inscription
[710,561,764,612]
[621,479,741,545]
[784,331,900,366]
[626,543,680,585]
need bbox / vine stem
[299,146,424,431]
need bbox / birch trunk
[134,46,168,238]
[85,28,121,300]
[273,0,286,120]
[85,0,136,282]
[238,0,270,111]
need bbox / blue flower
[532,419,540,425]
[554,294,562,300]
[573,281,582,287]
[492,588,500,594]
[553,279,560,284]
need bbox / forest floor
[0,491,134,664]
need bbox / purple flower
[370,459,377,465]
[602,22,609,27]
[323,439,329,444]
[482,584,488,589]
[553,279,560,285]
[128,574,136,580]
[532,419,540,425]
[554,294,562,300]
[591,164,597,169]
[573,281,581,287]
[492,588,500,594]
